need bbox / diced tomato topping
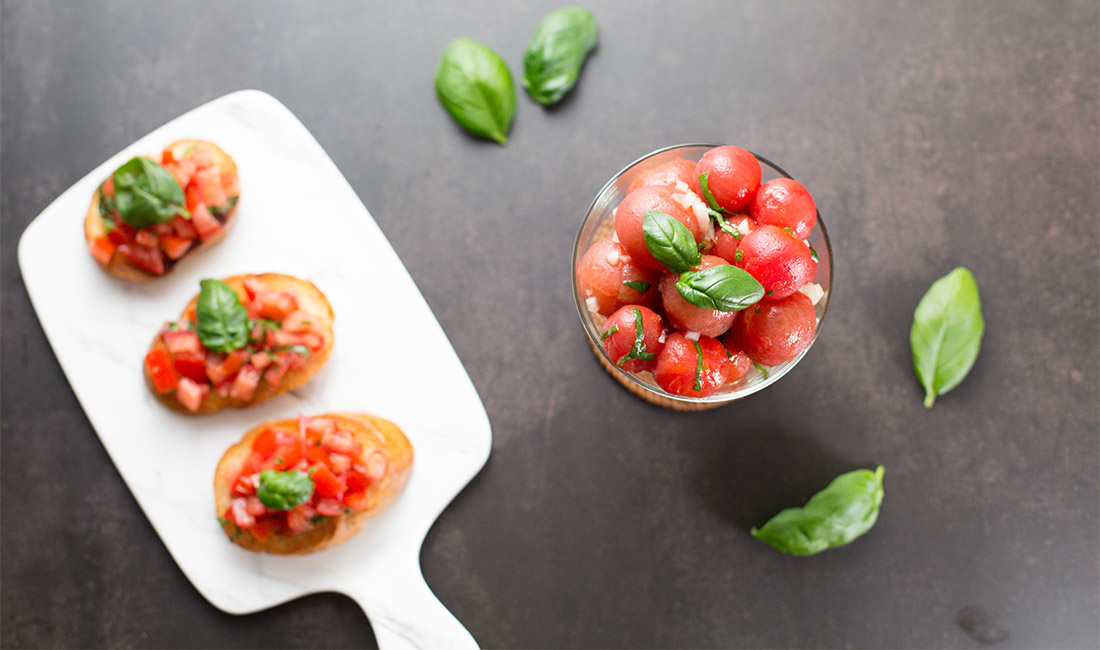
[263,359,289,387]
[311,465,346,500]
[161,148,176,165]
[344,491,369,511]
[363,451,388,482]
[328,453,352,475]
[249,518,276,541]
[229,365,261,402]
[194,167,228,208]
[101,176,115,197]
[305,444,330,467]
[221,172,240,198]
[163,329,201,355]
[321,430,359,456]
[170,215,198,240]
[315,499,345,517]
[245,496,267,517]
[256,292,297,321]
[305,417,337,437]
[230,498,255,530]
[283,350,309,371]
[107,221,135,247]
[190,204,222,241]
[205,351,246,386]
[346,470,369,493]
[252,428,280,457]
[250,351,273,370]
[134,228,158,248]
[175,377,208,412]
[276,444,304,470]
[188,146,214,169]
[185,185,201,212]
[145,349,178,394]
[171,351,207,384]
[118,244,165,276]
[164,159,197,189]
[224,349,248,374]
[232,473,255,497]
[286,505,315,534]
[301,332,324,351]
[243,277,272,299]
[159,234,193,260]
[89,236,116,266]
[281,311,315,333]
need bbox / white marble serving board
[18,90,490,650]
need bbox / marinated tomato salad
[577,145,826,398]
[89,142,240,276]
[144,276,326,412]
[221,415,389,539]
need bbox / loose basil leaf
[196,279,249,353]
[751,466,885,556]
[676,265,764,312]
[910,267,984,408]
[256,469,315,511]
[111,156,188,227]
[622,280,650,293]
[698,172,730,215]
[642,209,701,273]
[521,6,598,106]
[434,38,516,145]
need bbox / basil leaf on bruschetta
[196,279,249,353]
[256,469,315,511]
[112,156,188,227]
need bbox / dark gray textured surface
[2,1,1097,648]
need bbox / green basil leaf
[622,280,650,293]
[808,243,819,263]
[521,6,598,106]
[599,325,618,340]
[614,307,656,366]
[111,156,188,227]
[753,361,768,378]
[642,209,701,273]
[434,38,516,145]
[256,469,314,511]
[910,267,984,408]
[675,265,764,312]
[752,466,885,556]
[196,279,249,353]
[698,172,730,215]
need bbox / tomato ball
[735,225,817,301]
[710,216,756,265]
[721,336,754,384]
[618,261,662,310]
[689,145,761,213]
[599,305,665,373]
[653,332,729,398]
[615,185,702,271]
[750,178,817,241]
[626,158,697,194]
[659,255,739,338]
[728,291,817,367]
[577,240,629,316]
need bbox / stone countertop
[2,1,1097,648]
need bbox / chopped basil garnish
[256,469,314,511]
[196,279,249,353]
[675,265,764,312]
[111,156,189,227]
[642,209,701,273]
[165,321,180,331]
[622,280,651,293]
[281,345,312,356]
[599,325,619,340]
[710,211,741,238]
[735,249,744,263]
[809,243,819,263]
[208,194,239,217]
[693,339,704,391]
[753,361,769,378]
[698,172,731,215]
[765,290,774,296]
[615,307,656,367]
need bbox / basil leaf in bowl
[112,156,188,227]
[196,279,249,353]
[910,267,984,408]
[676,265,764,312]
[642,209,701,273]
[522,6,598,106]
[435,38,516,145]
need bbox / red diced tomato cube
[188,146,214,169]
[259,292,297,320]
[249,518,276,541]
[251,428,280,457]
[118,244,165,276]
[229,364,261,401]
[163,330,202,355]
[328,453,352,475]
[185,185,201,212]
[344,490,368,511]
[283,350,309,371]
[88,236,116,266]
[311,465,346,500]
[164,159,196,189]
[232,473,254,497]
[134,228,158,248]
[245,496,267,517]
[230,498,255,530]
[277,444,303,470]
[315,499,344,517]
[190,204,222,241]
[305,445,330,467]
[101,176,115,197]
[301,332,324,351]
[286,506,315,534]
[243,277,272,299]
[281,310,314,333]
[321,430,358,456]
[205,354,229,385]
[175,377,208,412]
[345,470,369,493]
[145,349,178,394]
[194,167,228,208]
[170,215,198,240]
[159,234,192,260]
[250,351,273,370]
[172,351,207,383]
[305,417,337,437]
[263,359,289,387]
[221,172,240,198]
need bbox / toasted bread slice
[86,139,239,281]
[214,412,414,554]
[145,273,333,414]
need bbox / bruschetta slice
[215,412,414,554]
[86,140,240,280]
[144,273,333,413]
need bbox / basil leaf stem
[256,469,315,511]
[642,209,701,273]
[522,7,599,106]
[196,279,249,353]
[692,339,703,391]
[434,38,516,145]
[910,267,984,408]
[675,265,764,312]
[751,467,885,556]
[111,157,188,227]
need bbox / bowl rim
[571,143,834,405]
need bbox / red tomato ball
[598,305,665,373]
[626,158,697,194]
[721,336,754,384]
[728,292,817,366]
[710,216,756,265]
[617,261,662,310]
[659,255,739,338]
[615,185,702,271]
[750,178,817,241]
[653,332,729,398]
[689,146,761,213]
[577,240,628,316]
[735,225,817,300]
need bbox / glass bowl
[571,143,833,410]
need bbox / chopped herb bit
[301,321,312,325]
[766,290,774,296]
[693,339,704,391]
[344,508,354,514]
[281,344,312,356]
[166,322,180,331]
[622,280,651,293]
[809,243,819,263]
[710,211,741,238]
[735,250,744,263]
[753,361,769,378]
[217,517,230,526]
[311,514,326,523]
[783,227,795,236]
[615,307,656,366]
[600,325,620,340]
[698,172,731,215]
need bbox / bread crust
[214,412,414,554]
[144,273,334,414]
[86,139,238,281]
